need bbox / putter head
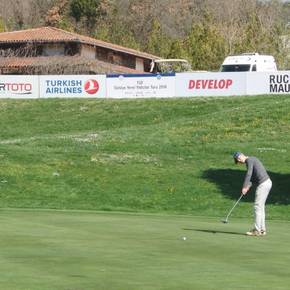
[221,219,228,224]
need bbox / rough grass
[0,95,289,219]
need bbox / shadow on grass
[202,168,290,205]
[183,228,245,236]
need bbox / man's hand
[241,187,249,195]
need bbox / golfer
[233,152,272,236]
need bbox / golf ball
[182,236,187,240]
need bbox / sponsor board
[0,76,39,98]
[175,72,247,97]
[39,75,106,98]
[269,73,290,93]
[2,72,290,99]
[106,74,175,98]
[247,72,290,95]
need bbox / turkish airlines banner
[39,75,106,98]
[0,75,39,98]
[106,74,175,98]
[175,72,247,97]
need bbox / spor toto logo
[84,79,99,94]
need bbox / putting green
[0,209,289,290]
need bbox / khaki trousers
[254,178,272,232]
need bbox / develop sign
[176,72,247,97]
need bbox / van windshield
[221,64,251,72]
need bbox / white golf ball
[182,236,187,241]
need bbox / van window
[221,64,251,72]
[252,64,257,71]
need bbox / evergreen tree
[146,19,172,57]
[167,39,187,59]
[0,17,5,32]
[70,0,103,33]
[185,12,225,71]
[95,6,140,50]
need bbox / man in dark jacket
[233,152,272,236]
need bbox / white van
[220,53,277,72]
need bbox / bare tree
[0,43,38,57]
[45,0,69,27]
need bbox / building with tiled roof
[0,27,160,75]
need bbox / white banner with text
[247,72,290,95]
[175,72,247,97]
[106,74,175,98]
[39,75,106,98]
[0,75,39,99]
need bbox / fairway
[0,210,289,290]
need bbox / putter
[221,195,243,224]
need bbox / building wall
[42,43,65,56]
[81,44,96,59]
[96,47,140,71]
[136,58,144,71]
[0,40,154,74]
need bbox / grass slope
[0,210,290,290]
[0,95,289,219]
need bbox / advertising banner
[175,72,247,97]
[2,72,290,99]
[39,75,106,98]
[247,72,290,95]
[106,74,175,98]
[0,75,39,99]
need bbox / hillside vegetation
[0,95,289,219]
[0,0,290,70]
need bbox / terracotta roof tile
[0,27,160,61]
